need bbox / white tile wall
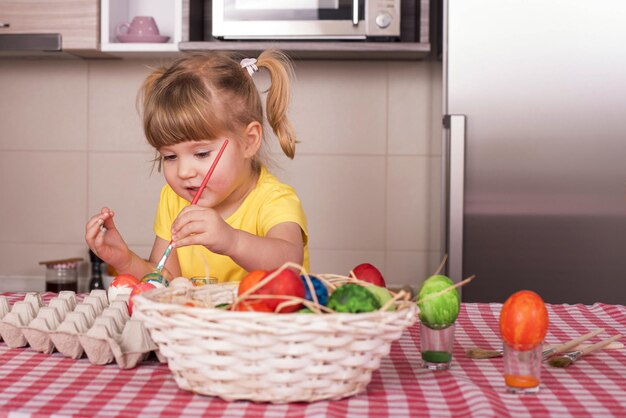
[0,57,443,291]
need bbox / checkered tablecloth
[0,292,625,417]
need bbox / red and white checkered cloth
[0,292,625,417]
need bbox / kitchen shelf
[179,41,431,60]
[100,0,183,53]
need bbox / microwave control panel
[366,0,400,37]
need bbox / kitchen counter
[0,293,625,417]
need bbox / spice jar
[40,258,83,293]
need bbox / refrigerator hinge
[443,115,451,129]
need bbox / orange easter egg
[499,290,549,350]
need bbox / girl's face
[158,138,255,215]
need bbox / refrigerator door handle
[443,114,466,287]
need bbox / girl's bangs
[144,78,226,148]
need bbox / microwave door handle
[352,0,359,25]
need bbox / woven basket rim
[134,283,418,322]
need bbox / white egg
[108,285,132,304]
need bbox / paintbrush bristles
[466,348,503,359]
[547,356,574,368]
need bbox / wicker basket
[133,280,417,403]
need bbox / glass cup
[190,276,218,287]
[420,322,456,370]
[503,342,542,394]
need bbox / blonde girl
[85,51,308,282]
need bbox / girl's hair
[139,50,297,171]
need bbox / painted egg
[237,269,305,313]
[107,273,139,303]
[128,282,156,315]
[366,285,396,311]
[328,283,381,313]
[416,275,460,329]
[141,272,169,288]
[500,290,549,350]
[351,263,387,287]
[300,274,329,306]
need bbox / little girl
[85,50,308,283]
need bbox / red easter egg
[128,282,156,315]
[232,301,274,312]
[110,273,140,288]
[255,268,305,313]
[351,263,387,288]
[499,290,549,350]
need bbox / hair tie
[240,58,258,76]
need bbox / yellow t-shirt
[153,166,309,282]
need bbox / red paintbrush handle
[167,139,229,246]
[190,139,229,205]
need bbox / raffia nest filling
[133,265,418,403]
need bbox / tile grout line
[384,61,389,275]
[85,61,91,247]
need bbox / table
[1,292,625,417]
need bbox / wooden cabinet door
[0,0,99,50]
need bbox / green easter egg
[416,275,460,329]
[328,283,381,313]
[366,285,396,311]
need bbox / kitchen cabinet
[0,0,99,52]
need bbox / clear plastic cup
[420,322,455,370]
[503,342,542,394]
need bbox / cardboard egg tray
[0,290,165,369]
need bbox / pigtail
[256,50,297,159]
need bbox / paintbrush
[547,333,622,368]
[152,139,229,275]
[466,341,623,359]
[466,328,607,359]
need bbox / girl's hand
[85,207,132,271]
[170,205,236,255]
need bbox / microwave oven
[212,0,401,40]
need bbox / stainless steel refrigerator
[443,0,626,304]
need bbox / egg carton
[0,290,166,369]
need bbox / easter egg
[366,285,396,311]
[238,268,305,313]
[233,301,273,312]
[238,270,269,296]
[500,290,549,350]
[351,263,387,288]
[107,274,140,303]
[300,274,329,306]
[257,268,305,313]
[416,275,460,329]
[328,283,381,313]
[128,282,156,315]
[141,272,169,288]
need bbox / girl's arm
[170,207,304,271]
[223,221,304,272]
